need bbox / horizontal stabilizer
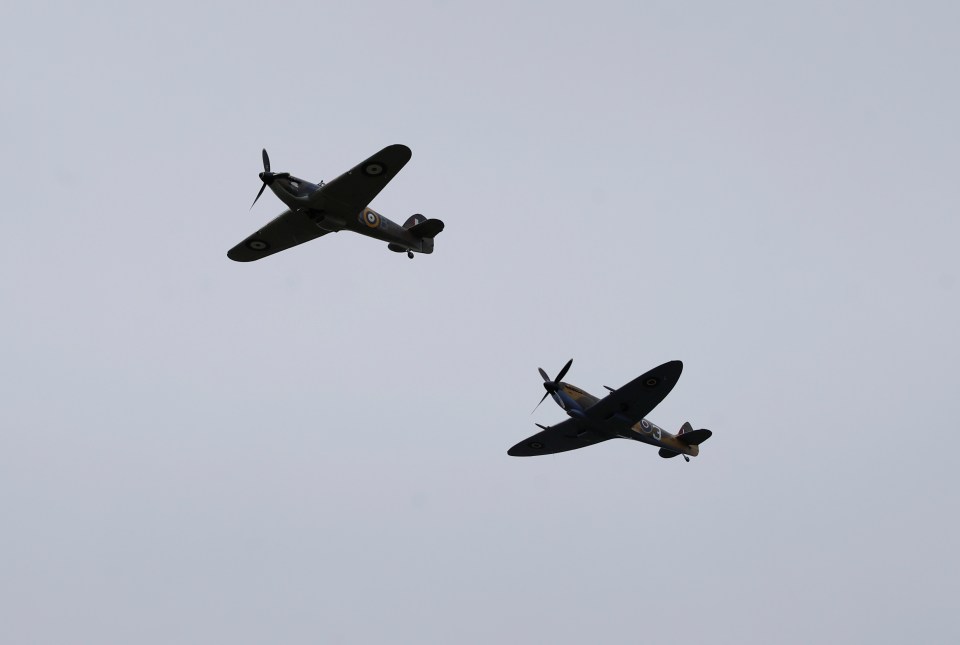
[407,218,444,239]
[659,448,681,458]
[677,429,712,446]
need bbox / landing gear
[407,250,414,259]
[683,455,690,462]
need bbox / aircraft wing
[508,418,612,457]
[227,209,329,262]
[310,144,412,213]
[585,360,683,426]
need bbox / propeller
[250,148,290,209]
[532,358,573,413]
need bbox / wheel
[407,251,414,259]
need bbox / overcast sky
[2,1,959,643]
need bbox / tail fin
[403,214,424,229]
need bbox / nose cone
[259,171,273,184]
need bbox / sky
[2,1,959,643]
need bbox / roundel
[644,377,660,388]
[640,419,651,432]
[529,441,544,450]
[363,161,385,176]
[247,239,270,251]
[653,427,662,440]
[363,210,381,228]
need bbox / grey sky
[2,1,958,643]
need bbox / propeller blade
[532,391,550,414]
[534,359,573,412]
[262,148,270,172]
[250,182,267,209]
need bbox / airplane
[508,359,712,461]
[228,144,443,262]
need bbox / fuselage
[266,175,431,253]
[557,382,699,456]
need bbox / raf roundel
[644,377,660,388]
[363,161,385,176]
[363,210,381,228]
[246,239,270,251]
[529,441,544,450]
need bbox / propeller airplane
[229,144,444,261]
[509,359,712,461]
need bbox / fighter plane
[228,144,443,261]
[509,359,712,461]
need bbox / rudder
[402,214,423,229]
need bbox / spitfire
[229,144,444,261]
[510,359,712,461]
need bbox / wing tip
[384,143,412,160]
[508,438,550,457]
[227,247,258,262]
[507,441,535,457]
[659,359,683,379]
